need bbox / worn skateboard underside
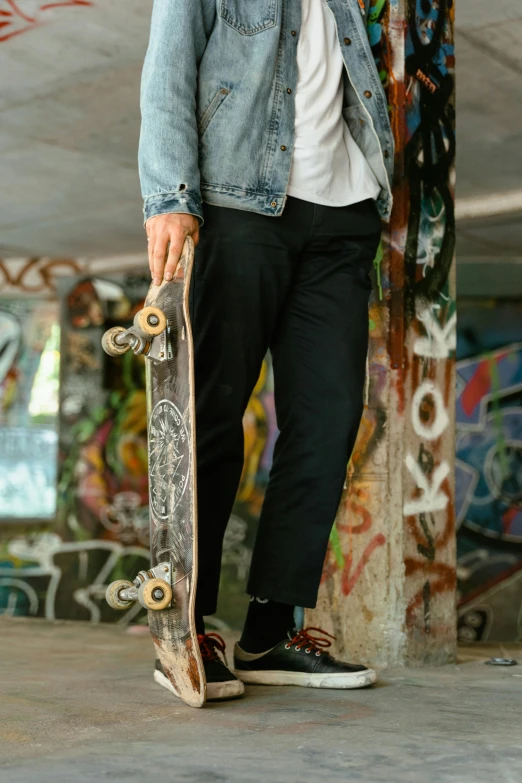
[145,238,205,707]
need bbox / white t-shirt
[287,0,380,207]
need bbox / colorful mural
[0,273,152,622]
[0,299,60,521]
[384,0,456,661]
[0,260,277,629]
[310,0,456,665]
[456,301,522,643]
[1,2,459,661]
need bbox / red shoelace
[198,632,228,665]
[284,626,335,656]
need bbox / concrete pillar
[308,0,457,667]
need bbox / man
[140,0,394,701]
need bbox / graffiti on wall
[0,273,153,623]
[311,2,396,630]
[403,0,456,314]
[1,3,458,650]
[0,0,93,43]
[403,298,455,641]
[397,0,456,654]
[319,296,388,618]
[0,257,158,298]
[310,0,456,662]
[456,301,522,642]
[0,259,277,629]
[0,299,60,520]
[0,258,83,295]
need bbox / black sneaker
[234,626,377,689]
[154,633,245,701]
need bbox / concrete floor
[0,618,521,783]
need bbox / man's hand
[146,213,200,284]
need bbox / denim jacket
[139,0,394,225]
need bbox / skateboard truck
[105,561,173,611]
[102,306,168,359]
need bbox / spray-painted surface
[310,0,456,666]
[1,3,457,663]
[0,299,60,521]
[456,300,522,643]
[0,0,93,43]
[0,270,152,622]
[0,257,275,630]
[396,0,456,664]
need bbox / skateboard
[101,236,205,708]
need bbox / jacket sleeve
[138,0,216,225]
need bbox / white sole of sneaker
[234,668,377,689]
[154,669,245,701]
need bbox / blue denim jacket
[139,0,394,225]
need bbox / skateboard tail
[153,633,206,708]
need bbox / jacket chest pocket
[219,0,278,35]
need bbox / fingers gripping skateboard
[100,238,192,358]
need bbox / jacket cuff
[143,190,203,225]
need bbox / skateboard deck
[102,236,205,708]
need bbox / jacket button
[287,88,292,94]
[384,149,390,158]
[344,37,351,45]
[291,30,297,36]
[280,145,287,151]
[271,201,277,208]
[364,90,372,98]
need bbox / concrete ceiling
[1,0,522,267]
[1,1,149,258]
[455,1,522,268]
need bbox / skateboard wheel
[133,307,167,337]
[106,579,134,610]
[101,327,130,357]
[138,578,172,611]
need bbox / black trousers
[190,196,381,614]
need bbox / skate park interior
[1,1,522,781]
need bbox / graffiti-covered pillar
[309,0,456,666]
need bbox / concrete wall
[1,1,459,664]
[6,282,522,651]
[0,260,149,624]
[309,0,457,666]
[0,257,268,631]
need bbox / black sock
[195,613,205,636]
[239,597,295,654]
